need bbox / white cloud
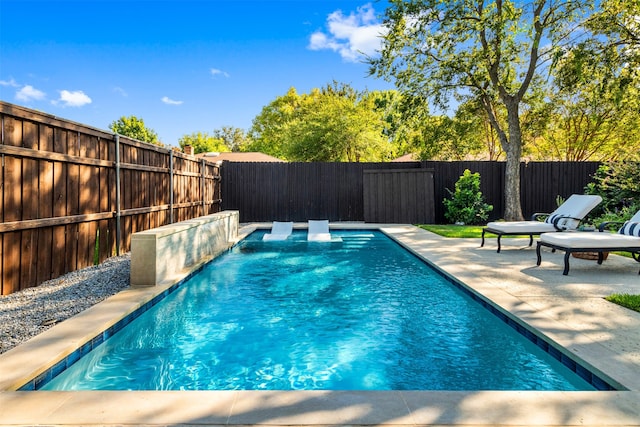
[308,3,386,62]
[210,68,230,78]
[1,78,20,87]
[54,90,92,107]
[113,86,128,97]
[16,85,46,102]
[161,96,183,105]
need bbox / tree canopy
[178,132,230,154]
[247,83,397,162]
[213,127,249,152]
[109,115,160,145]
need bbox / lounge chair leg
[536,242,542,266]
[496,235,502,253]
[481,229,486,247]
[597,252,604,265]
[563,252,571,275]
[528,234,534,247]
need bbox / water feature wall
[130,211,239,286]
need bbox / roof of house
[196,152,285,163]
[392,153,419,162]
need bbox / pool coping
[1,223,639,426]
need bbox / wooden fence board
[22,154,38,290]
[2,232,20,295]
[3,118,23,294]
[51,225,66,278]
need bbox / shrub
[443,169,493,225]
[585,161,640,225]
[585,162,640,214]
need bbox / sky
[0,0,394,147]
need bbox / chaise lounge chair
[307,219,331,242]
[536,210,640,275]
[307,220,332,241]
[263,221,293,241]
[481,194,602,252]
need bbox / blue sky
[0,0,394,147]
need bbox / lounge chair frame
[536,220,640,275]
[536,241,640,275]
[481,213,579,253]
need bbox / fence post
[201,158,206,217]
[169,150,174,224]
[114,134,122,255]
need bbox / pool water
[42,230,594,391]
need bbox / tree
[247,87,301,159]
[369,0,592,220]
[526,0,640,161]
[213,126,249,152]
[248,83,395,162]
[529,75,640,161]
[285,85,392,162]
[457,99,504,161]
[178,132,229,154]
[588,0,640,70]
[109,115,160,145]
[412,100,500,161]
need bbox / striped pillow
[619,222,640,237]
[545,214,574,230]
[545,214,563,224]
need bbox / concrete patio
[0,224,639,426]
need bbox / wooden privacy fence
[0,102,221,295]
[221,161,600,223]
[221,162,419,222]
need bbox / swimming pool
[38,230,605,391]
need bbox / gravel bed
[0,254,131,355]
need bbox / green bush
[443,169,493,225]
[585,162,640,213]
[585,161,640,225]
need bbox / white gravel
[0,254,131,355]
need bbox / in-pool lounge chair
[307,220,332,242]
[536,210,640,275]
[263,221,293,241]
[481,194,602,252]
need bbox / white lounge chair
[481,194,602,252]
[263,221,293,241]
[307,220,332,241]
[537,210,640,275]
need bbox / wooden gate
[363,169,435,224]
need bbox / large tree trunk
[503,98,525,221]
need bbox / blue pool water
[42,230,595,391]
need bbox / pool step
[339,233,387,249]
